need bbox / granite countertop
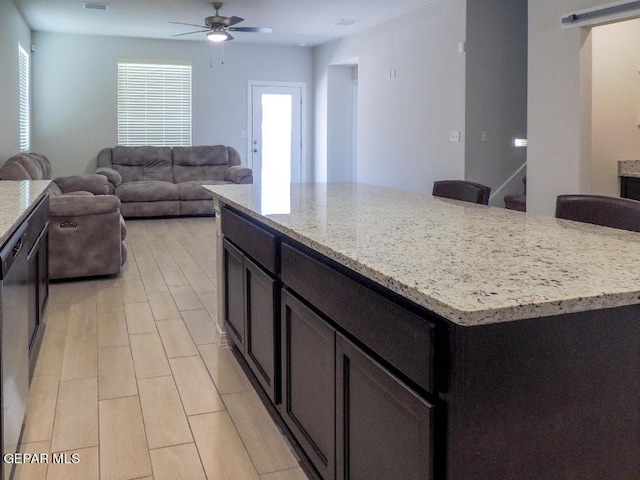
[618,160,640,177]
[0,181,51,248]
[205,182,640,327]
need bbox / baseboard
[214,322,232,348]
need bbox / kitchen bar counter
[205,182,640,326]
[0,181,51,248]
[206,182,640,480]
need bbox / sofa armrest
[53,174,109,195]
[96,167,123,189]
[50,194,121,217]
[224,166,253,184]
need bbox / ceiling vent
[334,19,360,27]
[83,2,109,12]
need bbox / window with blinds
[18,43,30,152]
[117,62,192,147]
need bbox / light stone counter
[618,160,640,177]
[205,182,640,326]
[0,181,51,248]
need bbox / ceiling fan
[170,2,272,42]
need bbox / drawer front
[281,242,435,394]
[221,207,277,274]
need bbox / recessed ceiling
[14,0,436,47]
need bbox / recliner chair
[0,153,127,279]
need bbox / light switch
[481,130,488,143]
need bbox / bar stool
[555,194,640,232]
[432,180,491,205]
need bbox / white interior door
[250,84,303,185]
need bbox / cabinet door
[281,289,335,480]
[223,239,245,348]
[245,257,279,404]
[336,333,435,480]
[37,225,49,322]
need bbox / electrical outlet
[481,130,488,143]
[450,131,460,142]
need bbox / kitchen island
[205,182,640,480]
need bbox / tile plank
[138,376,192,449]
[51,378,98,452]
[99,396,152,480]
[149,443,206,480]
[224,390,300,474]
[98,345,137,400]
[156,319,199,358]
[129,332,171,379]
[170,356,225,415]
[190,412,260,480]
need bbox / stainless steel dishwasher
[0,221,30,480]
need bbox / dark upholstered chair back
[555,194,640,232]
[432,180,491,205]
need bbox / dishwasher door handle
[11,237,23,259]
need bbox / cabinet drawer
[221,207,277,274]
[281,242,436,394]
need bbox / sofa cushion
[0,153,51,180]
[178,180,232,201]
[116,181,180,202]
[172,146,236,183]
[111,146,174,183]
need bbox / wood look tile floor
[15,217,310,480]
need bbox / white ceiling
[14,0,436,47]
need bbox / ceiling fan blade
[228,27,272,33]
[169,21,208,29]
[171,29,210,37]
[225,32,234,41]
[223,16,244,27]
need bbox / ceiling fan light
[207,30,228,42]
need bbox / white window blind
[18,43,30,152]
[117,62,192,147]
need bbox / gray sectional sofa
[96,145,252,217]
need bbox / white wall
[465,0,528,206]
[0,0,32,161]
[31,32,314,177]
[591,19,640,196]
[314,1,466,192]
[527,0,606,215]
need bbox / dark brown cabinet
[221,206,439,480]
[221,209,280,404]
[223,239,245,348]
[25,195,49,373]
[620,176,640,200]
[281,290,335,480]
[244,257,278,403]
[336,333,435,480]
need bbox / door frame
[247,80,307,183]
